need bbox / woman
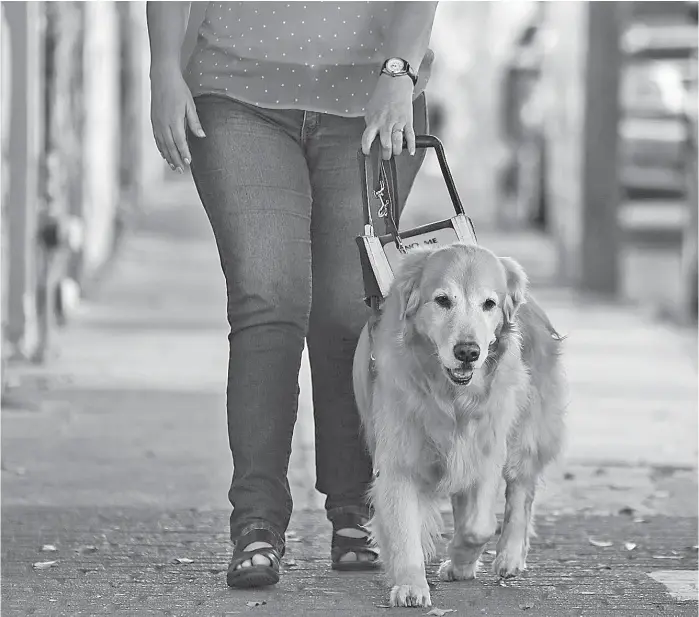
[147,1,438,588]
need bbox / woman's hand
[362,75,415,160]
[150,64,206,173]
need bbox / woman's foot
[234,541,276,569]
[227,528,283,588]
[331,512,380,571]
[335,527,376,563]
[234,527,371,569]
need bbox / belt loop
[300,111,307,142]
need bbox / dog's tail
[526,296,567,342]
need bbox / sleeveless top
[184,1,433,117]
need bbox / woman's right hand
[149,65,206,173]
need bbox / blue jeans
[188,94,427,545]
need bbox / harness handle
[357,135,467,246]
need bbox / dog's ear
[500,257,528,323]
[391,249,431,321]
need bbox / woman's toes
[236,558,252,570]
[339,551,357,562]
[336,527,367,539]
[236,542,273,569]
[251,553,272,567]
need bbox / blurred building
[1,0,696,387]
[1,1,166,375]
[428,0,697,322]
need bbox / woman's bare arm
[146,1,191,74]
[382,1,438,76]
[147,1,204,172]
[362,2,439,158]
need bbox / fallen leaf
[173,557,194,564]
[33,560,57,570]
[40,544,58,553]
[499,579,508,587]
[285,558,297,567]
[426,609,456,616]
[375,605,392,609]
[632,517,647,524]
[76,545,98,554]
[652,555,682,560]
[519,603,534,610]
[596,564,612,570]
[624,542,637,551]
[588,538,613,548]
[246,600,267,608]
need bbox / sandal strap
[330,511,371,533]
[234,527,285,557]
[332,532,374,551]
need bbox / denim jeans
[188,93,427,546]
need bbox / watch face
[386,58,406,73]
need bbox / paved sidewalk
[2,175,697,616]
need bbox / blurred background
[1,4,698,612]
[1,1,697,377]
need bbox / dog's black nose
[453,342,480,363]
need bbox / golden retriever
[352,243,566,608]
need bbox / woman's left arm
[362,1,439,159]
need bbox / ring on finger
[392,128,404,134]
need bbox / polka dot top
[184,1,433,118]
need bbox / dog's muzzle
[446,366,474,385]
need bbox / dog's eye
[434,295,452,309]
[483,298,497,311]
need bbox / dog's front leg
[438,465,499,582]
[372,470,431,608]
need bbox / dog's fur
[353,243,566,608]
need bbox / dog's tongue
[451,367,471,378]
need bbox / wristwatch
[380,57,418,86]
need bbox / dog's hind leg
[438,465,500,582]
[492,471,537,578]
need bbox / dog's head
[389,244,528,386]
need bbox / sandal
[227,528,285,588]
[330,511,380,571]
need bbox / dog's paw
[437,559,479,581]
[390,583,432,608]
[492,549,527,579]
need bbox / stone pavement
[2,174,697,616]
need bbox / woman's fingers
[391,124,405,157]
[186,100,206,139]
[379,123,394,160]
[154,131,176,170]
[163,127,185,172]
[364,119,413,159]
[172,120,191,168]
[404,124,416,156]
[361,123,379,156]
